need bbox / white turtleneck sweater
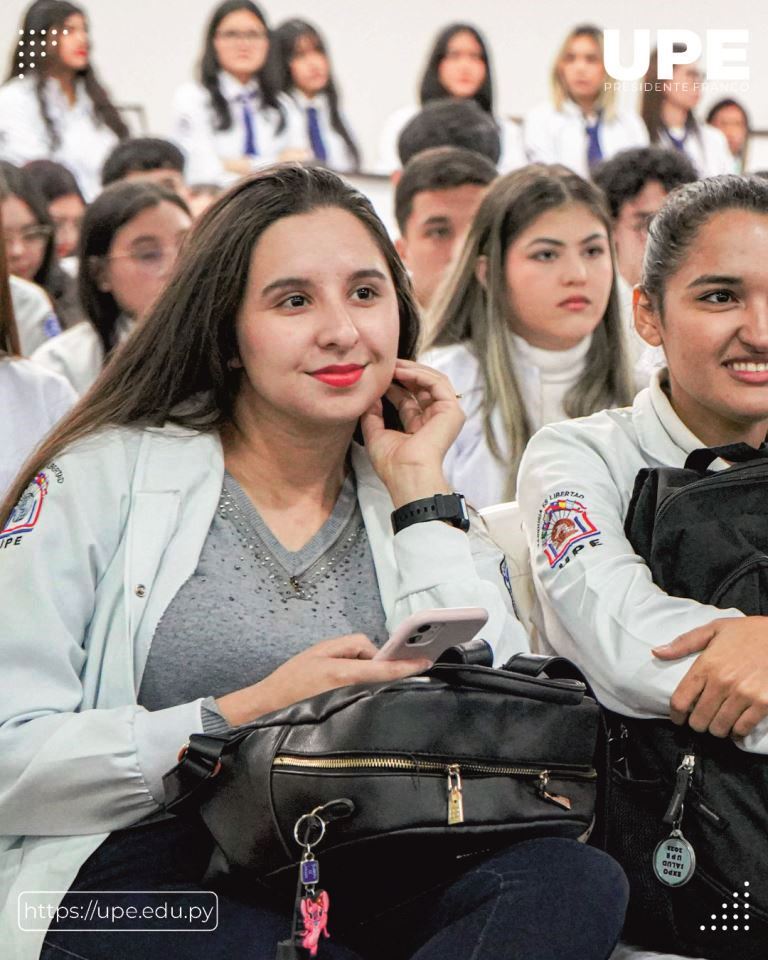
[422,333,592,508]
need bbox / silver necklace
[218,488,364,602]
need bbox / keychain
[653,753,697,887]
[294,811,331,956]
[276,800,355,959]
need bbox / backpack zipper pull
[662,753,696,826]
[447,764,464,825]
[538,770,572,810]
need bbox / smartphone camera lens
[417,624,431,633]
[407,634,422,645]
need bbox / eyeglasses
[106,246,182,276]
[3,225,52,247]
[215,29,267,44]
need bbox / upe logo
[603,30,749,82]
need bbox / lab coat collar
[218,69,261,103]
[632,367,722,467]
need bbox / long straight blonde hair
[551,24,616,120]
[425,163,633,500]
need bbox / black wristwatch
[391,493,470,535]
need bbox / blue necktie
[307,106,327,163]
[585,115,603,169]
[240,95,258,157]
[666,129,687,152]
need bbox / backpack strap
[685,443,768,472]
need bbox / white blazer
[288,90,358,173]
[375,103,527,175]
[656,123,734,178]
[0,76,120,201]
[516,368,768,755]
[31,317,134,396]
[523,99,649,178]
[0,357,76,496]
[422,337,595,510]
[171,71,309,186]
[9,276,61,357]
[0,424,528,959]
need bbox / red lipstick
[309,364,365,388]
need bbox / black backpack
[608,443,768,959]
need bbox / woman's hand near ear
[360,359,465,508]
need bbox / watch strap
[391,493,469,534]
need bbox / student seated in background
[0,0,128,201]
[641,46,732,178]
[171,0,308,187]
[0,212,75,496]
[0,161,81,329]
[524,24,648,177]
[397,99,501,170]
[32,181,191,394]
[271,19,361,173]
[23,159,86,262]
[422,164,633,509]
[186,182,224,219]
[376,23,526,175]
[102,137,188,201]
[592,146,697,366]
[707,98,751,174]
[394,146,496,316]
[518,173,768,760]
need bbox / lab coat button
[135,584,146,598]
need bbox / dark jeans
[42,815,628,960]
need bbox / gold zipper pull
[537,770,572,811]
[447,764,464,825]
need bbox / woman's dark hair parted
[79,180,190,357]
[7,0,129,148]
[419,23,494,114]
[270,18,360,171]
[200,0,285,133]
[641,174,768,312]
[1,164,421,523]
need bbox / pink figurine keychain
[275,800,353,960]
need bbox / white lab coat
[0,357,76,496]
[0,75,120,201]
[422,336,593,509]
[516,367,768,754]
[374,103,527,174]
[523,99,649,178]
[0,422,527,959]
[9,276,61,357]
[31,317,134,396]
[656,124,733,178]
[288,89,358,173]
[171,71,309,186]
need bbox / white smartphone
[373,607,489,663]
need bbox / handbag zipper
[272,755,596,825]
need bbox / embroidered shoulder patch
[539,495,600,568]
[1,472,49,544]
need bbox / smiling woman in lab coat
[0,0,129,201]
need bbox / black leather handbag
[163,651,603,916]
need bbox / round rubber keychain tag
[653,828,696,887]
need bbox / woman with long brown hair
[524,24,648,177]
[640,45,732,177]
[0,164,628,960]
[423,163,634,508]
[0,198,75,494]
[0,0,129,200]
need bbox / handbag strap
[164,732,244,816]
[685,443,768,472]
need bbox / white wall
[2,0,767,170]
